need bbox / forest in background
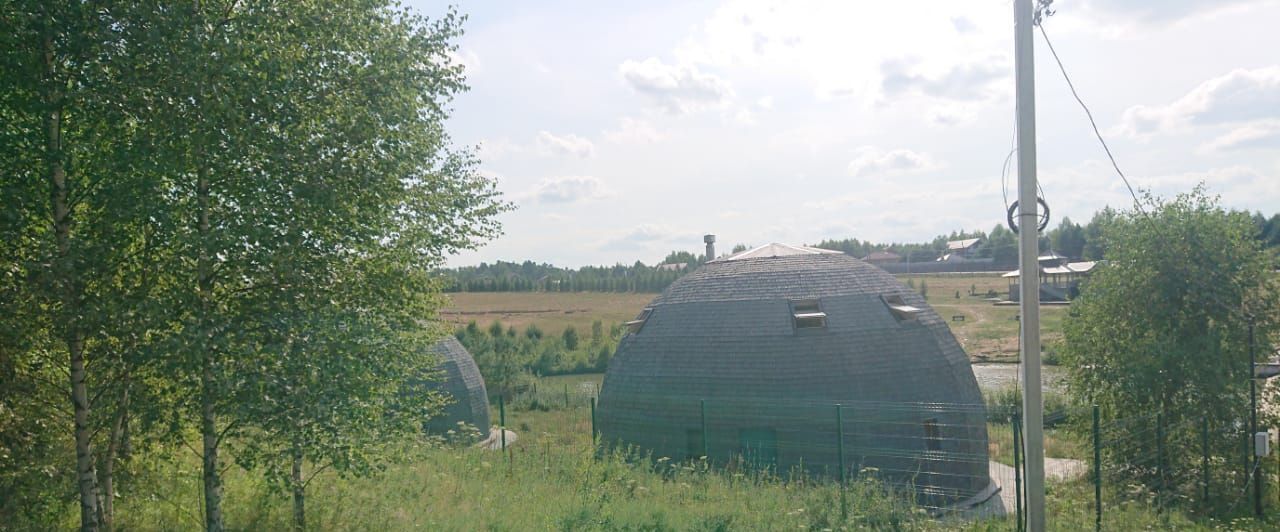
[441,209,1280,293]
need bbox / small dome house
[424,336,490,435]
[596,243,991,508]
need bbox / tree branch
[302,460,333,489]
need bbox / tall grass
[92,404,1280,531]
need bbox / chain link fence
[484,391,1276,528]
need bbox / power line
[1035,22,1144,215]
[1035,15,1256,323]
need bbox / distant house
[1002,251,1098,301]
[937,238,982,262]
[862,250,902,265]
[655,262,688,272]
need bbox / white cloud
[1117,66,1280,137]
[879,57,1008,102]
[1134,164,1262,190]
[600,224,677,251]
[445,48,481,75]
[951,16,976,33]
[1079,0,1263,25]
[755,96,774,110]
[727,107,756,126]
[536,131,595,158]
[527,176,610,204]
[479,132,595,159]
[847,147,940,178]
[672,1,1011,106]
[477,137,524,159]
[929,103,980,127]
[618,57,734,114]
[1202,120,1280,152]
[603,117,666,144]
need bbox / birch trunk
[291,445,305,532]
[197,167,224,532]
[43,12,100,531]
[101,381,129,532]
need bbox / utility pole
[1014,0,1046,530]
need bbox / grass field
[441,291,654,334]
[101,397,1276,531]
[442,273,1068,363]
[899,274,1068,362]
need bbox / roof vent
[626,308,653,334]
[791,299,827,330]
[882,295,923,322]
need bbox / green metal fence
[484,393,1275,529]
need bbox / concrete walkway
[984,457,1088,516]
[476,427,518,450]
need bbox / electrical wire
[1223,457,1263,516]
[1035,22,1144,215]
[1035,14,1255,323]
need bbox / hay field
[441,273,1067,362]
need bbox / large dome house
[596,243,992,509]
[423,336,491,436]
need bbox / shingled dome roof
[597,248,990,507]
[424,337,490,435]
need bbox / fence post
[1202,417,1210,504]
[499,395,507,453]
[700,399,709,459]
[590,397,597,445]
[1244,429,1250,494]
[1014,416,1024,532]
[564,384,569,408]
[1093,405,1101,532]
[836,404,847,520]
[1156,411,1165,512]
[836,404,846,486]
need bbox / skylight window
[882,295,923,322]
[791,299,827,330]
[626,307,653,334]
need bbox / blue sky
[407,0,1280,267]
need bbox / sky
[406,0,1280,267]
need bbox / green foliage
[591,320,604,345]
[1049,217,1087,259]
[456,320,623,395]
[562,326,580,351]
[982,224,1019,264]
[442,259,689,293]
[1,2,507,529]
[1061,187,1279,499]
[1081,208,1118,260]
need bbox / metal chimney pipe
[704,234,716,260]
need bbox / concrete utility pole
[1014,0,1046,530]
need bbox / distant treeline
[818,210,1280,265]
[442,209,1280,293]
[442,251,705,293]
